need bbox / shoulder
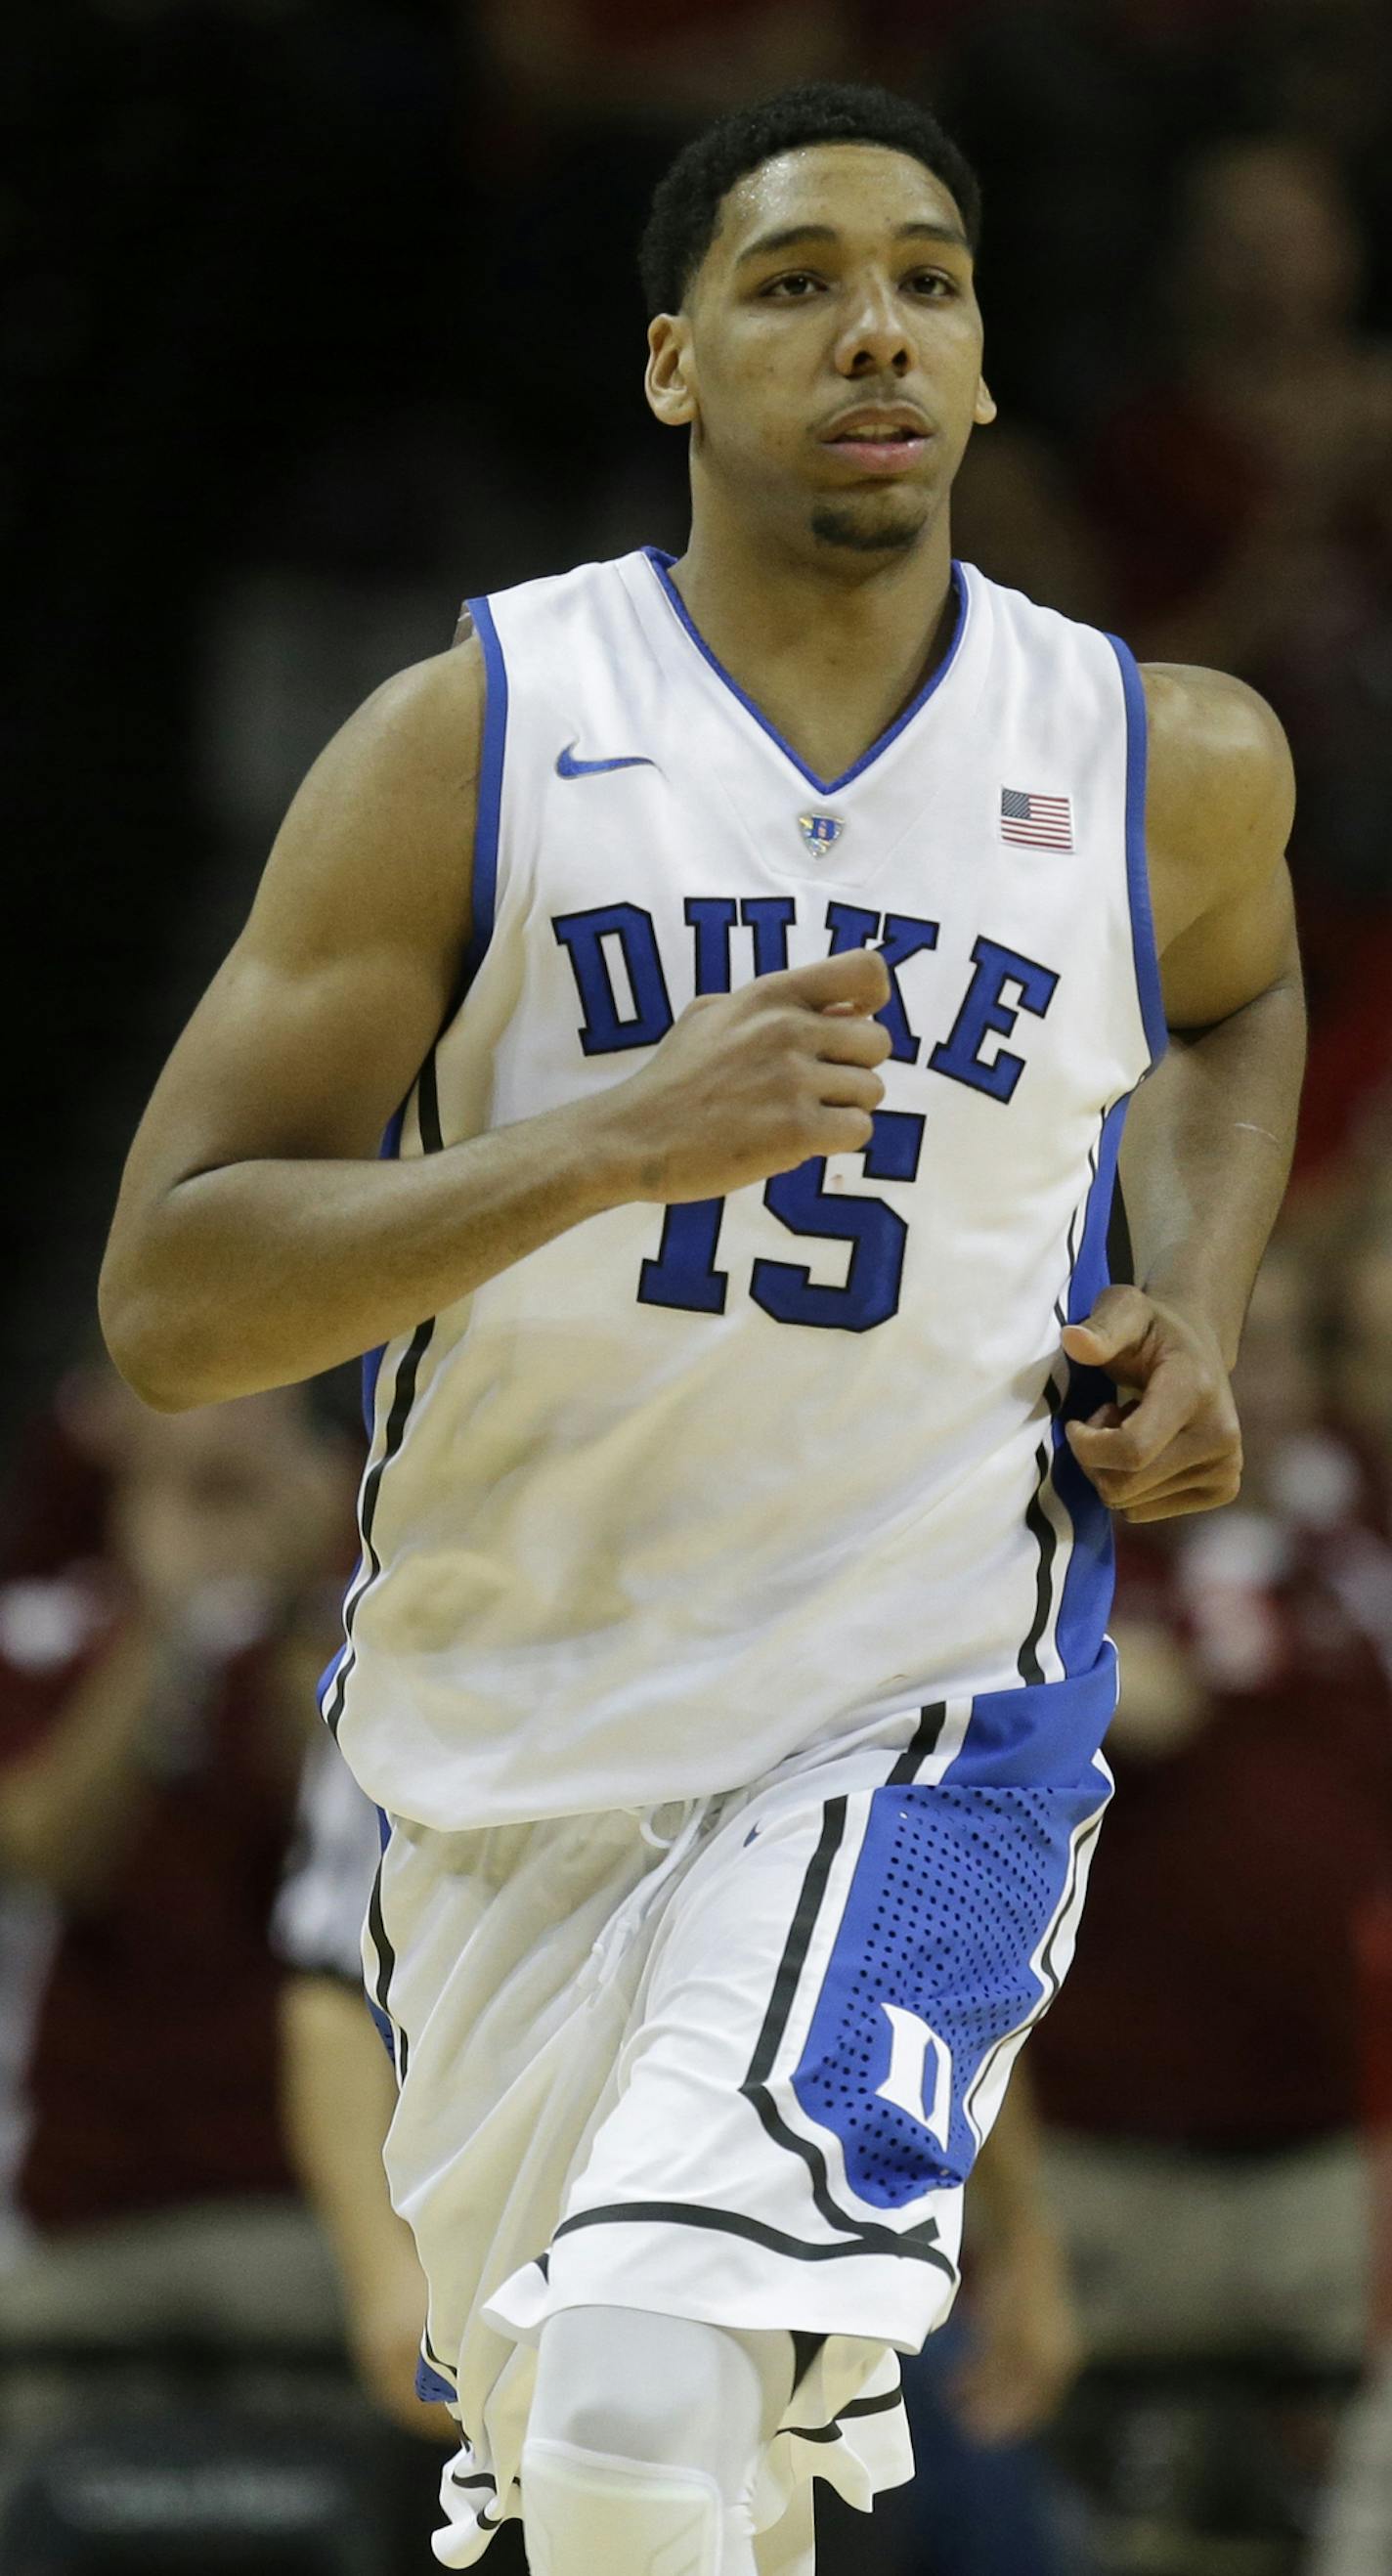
[340,632,485,797]
[1139,663,1295,948]
[255,634,487,946]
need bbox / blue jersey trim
[643,546,969,798]
[1050,1094,1131,1678]
[943,1658,1118,1790]
[1106,634,1167,1071]
[460,591,508,987]
[415,2354,457,2406]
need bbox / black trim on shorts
[961,1807,1106,2140]
[738,1800,957,2270]
[447,2442,505,2533]
[747,1801,846,2092]
[551,2197,952,2273]
[783,2386,905,2443]
[887,1704,946,1785]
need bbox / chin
[808,498,929,557]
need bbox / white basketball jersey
[323,549,1165,1830]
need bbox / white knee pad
[522,2435,724,2576]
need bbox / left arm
[281,1972,454,2442]
[1063,664,1305,1523]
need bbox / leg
[523,2303,797,2576]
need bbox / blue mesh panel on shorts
[789,1777,1103,2210]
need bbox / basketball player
[101,81,1304,2576]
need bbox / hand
[951,2226,1083,2446]
[609,948,892,1203]
[1061,1285,1241,1523]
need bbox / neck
[666,480,959,784]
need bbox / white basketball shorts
[363,1684,1112,2568]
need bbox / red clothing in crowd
[1031,1458,1392,2148]
[0,1570,302,2232]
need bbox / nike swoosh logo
[556,742,656,778]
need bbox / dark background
[5,13,1392,2571]
[6,0,1392,1459]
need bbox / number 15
[636,1109,925,1334]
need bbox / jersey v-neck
[642,544,970,798]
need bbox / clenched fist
[605,946,893,1204]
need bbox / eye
[906,270,959,298]
[760,272,823,299]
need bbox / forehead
[709,142,966,273]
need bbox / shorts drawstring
[587,1797,713,1986]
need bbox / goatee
[809,504,923,555]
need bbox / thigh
[544,1764,1111,2348]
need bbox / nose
[836,274,912,379]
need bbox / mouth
[820,410,934,477]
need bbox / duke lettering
[549,895,1063,1333]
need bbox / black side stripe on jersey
[324,1049,445,1740]
[887,1703,946,1785]
[1015,1118,1104,1686]
[366,1851,408,2083]
[551,2197,952,2274]
[1017,1415,1062,1686]
[738,1800,955,2274]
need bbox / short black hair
[638,81,981,319]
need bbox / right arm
[100,643,892,1410]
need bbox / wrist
[1137,1272,1240,1374]
[569,1086,659,1210]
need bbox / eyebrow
[735,218,972,266]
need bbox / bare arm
[955,2067,1082,2441]
[281,1973,451,2440]
[100,641,892,1411]
[1064,664,1305,1521]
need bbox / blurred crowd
[7,0,1392,2568]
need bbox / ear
[974,376,998,426]
[646,314,698,428]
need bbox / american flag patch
[1000,788,1072,850]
